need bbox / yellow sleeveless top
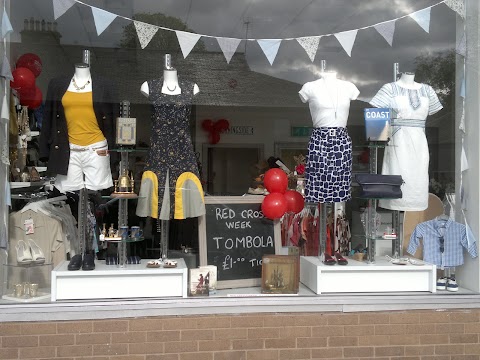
[62,91,105,146]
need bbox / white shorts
[55,139,113,193]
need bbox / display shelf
[51,258,188,301]
[300,256,436,294]
[102,236,144,243]
[2,291,51,303]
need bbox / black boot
[67,254,82,271]
[82,252,95,271]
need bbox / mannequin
[69,63,92,93]
[299,70,359,263]
[136,55,205,223]
[370,71,443,211]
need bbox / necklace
[71,76,91,91]
[166,84,177,92]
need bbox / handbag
[355,174,403,199]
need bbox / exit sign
[291,126,313,137]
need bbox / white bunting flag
[410,8,431,33]
[456,31,466,57]
[257,39,282,65]
[374,21,396,46]
[134,21,159,49]
[91,6,117,36]
[334,30,358,57]
[445,0,465,19]
[53,0,76,20]
[0,54,13,80]
[176,31,202,59]
[2,10,13,38]
[217,37,242,64]
[296,36,321,62]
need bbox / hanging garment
[408,217,477,268]
[136,77,205,220]
[370,82,443,211]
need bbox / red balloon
[209,131,220,144]
[261,193,287,220]
[16,53,42,78]
[263,168,288,194]
[20,86,42,109]
[214,118,230,132]
[201,119,214,131]
[10,67,35,92]
[284,190,305,214]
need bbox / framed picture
[261,255,300,294]
[188,268,210,296]
[274,142,308,173]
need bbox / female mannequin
[140,68,200,96]
[370,71,443,211]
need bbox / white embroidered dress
[369,82,443,211]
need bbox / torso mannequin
[67,64,92,93]
[396,72,421,90]
[140,69,199,97]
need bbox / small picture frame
[261,255,299,294]
[188,268,210,296]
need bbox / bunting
[1,10,13,38]
[257,39,282,65]
[0,55,13,81]
[176,31,201,59]
[91,6,117,36]
[134,21,159,49]
[374,21,396,46]
[334,30,358,57]
[217,37,242,64]
[53,0,76,20]
[410,8,431,33]
[296,36,321,62]
[48,0,460,65]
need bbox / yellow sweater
[62,91,105,146]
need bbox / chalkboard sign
[199,196,281,289]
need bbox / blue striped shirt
[407,218,478,268]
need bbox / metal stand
[160,220,169,262]
[77,188,88,256]
[117,151,129,268]
[366,144,379,263]
[318,203,328,260]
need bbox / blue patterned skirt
[305,127,352,203]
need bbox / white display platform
[51,258,188,301]
[300,256,437,294]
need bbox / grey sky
[10,0,457,100]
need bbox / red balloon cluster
[10,53,43,109]
[201,118,230,144]
[261,169,305,220]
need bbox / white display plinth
[300,256,437,294]
[51,258,188,301]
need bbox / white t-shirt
[299,78,360,128]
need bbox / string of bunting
[46,0,465,65]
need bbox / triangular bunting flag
[445,0,465,19]
[2,10,13,38]
[334,30,358,57]
[296,36,321,62]
[410,8,431,33]
[134,21,159,49]
[217,37,242,64]
[257,39,282,65]
[0,54,13,80]
[91,6,117,36]
[374,21,396,46]
[53,0,76,20]
[456,31,466,57]
[176,31,202,59]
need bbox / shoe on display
[15,240,33,265]
[82,253,95,271]
[334,252,348,265]
[27,239,45,264]
[323,253,336,266]
[446,278,459,292]
[67,254,82,271]
[436,277,447,290]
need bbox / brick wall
[1,310,480,359]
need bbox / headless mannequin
[396,72,421,90]
[68,63,92,93]
[140,69,200,97]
